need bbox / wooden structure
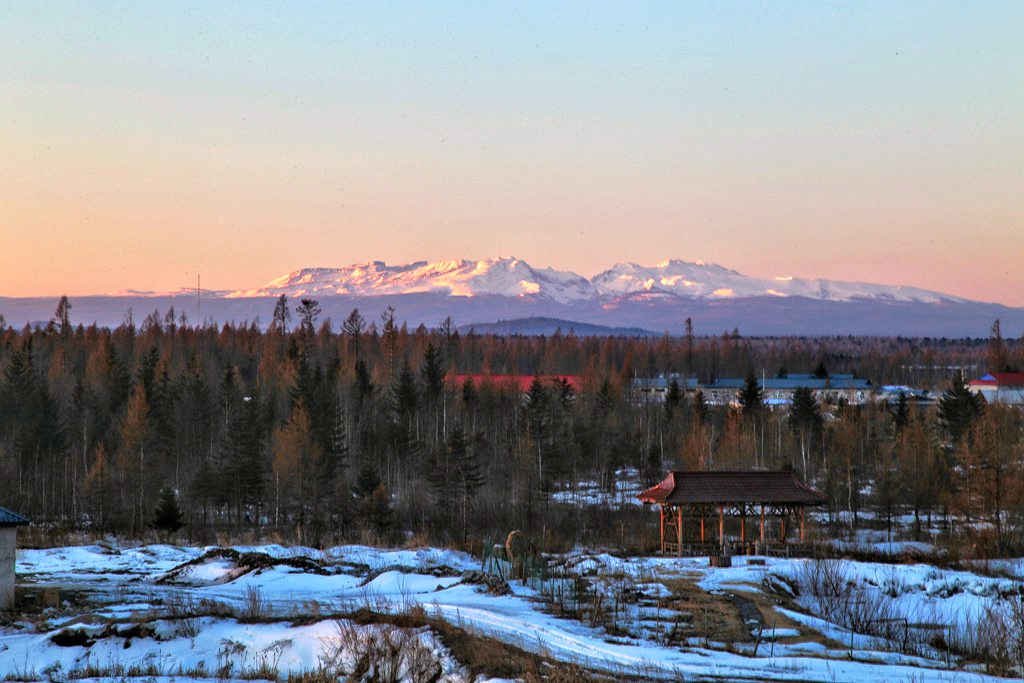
[637,470,827,557]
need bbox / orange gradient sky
[1,3,1022,304]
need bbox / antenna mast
[197,274,201,325]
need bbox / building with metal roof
[629,373,699,404]
[0,506,29,610]
[968,373,1024,406]
[700,375,872,407]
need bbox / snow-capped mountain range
[217,257,966,305]
[7,257,1021,336]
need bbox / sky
[1,1,1022,304]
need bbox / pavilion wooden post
[700,510,705,543]
[759,505,766,545]
[780,509,787,541]
[659,506,666,555]
[718,505,725,553]
[740,506,747,547]
[799,507,806,543]
[677,506,683,557]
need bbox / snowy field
[2,542,1022,682]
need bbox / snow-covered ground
[3,543,1021,682]
[549,467,644,508]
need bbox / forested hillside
[1,297,1022,555]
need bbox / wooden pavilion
[637,470,828,557]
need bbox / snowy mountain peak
[225,258,967,305]
[226,257,595,303]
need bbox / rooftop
[638,470,828,506]
[0,506,30,527]
[970,373,1024,387]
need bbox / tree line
[0,297,1021,554]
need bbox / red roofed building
[449,374,582,394]
[968,373,1024,405]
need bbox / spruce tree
[152,487,185,539]
[738,372,764,416]
[420,343,446,407]
[891,392,910,433]
[392,359,419,421]
[937,370,984,445]
[692,390,709,425]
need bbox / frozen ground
[2,542,1021,681]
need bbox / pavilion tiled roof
[0,506,30,526]
[637,470,828,506]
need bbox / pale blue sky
[2,2,1022,303]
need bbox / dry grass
[659,577,752,644]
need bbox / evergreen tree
[218,395,266,521]
[812,362,829,379]
[353,458,382,501]
[937,370,984,445]
[151,486,185,539]
[353,359,374,407]
[366,484,392,535]
[692,390,709,425]
[738,371,764,416]
[664,378,682,416]
[891,392,910,433]
[420,343,446,406]
[392,359,419,421]
[316,396,351,532]
[352,459,391,534]
[524,376,550,487]
[460,377,476,408]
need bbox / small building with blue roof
[0,505,30,610]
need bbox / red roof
[449,374,582,393]
[638,471,828,506]
[969,373,1024,388]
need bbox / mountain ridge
[210,257,969,306]
[6,257,1018,336]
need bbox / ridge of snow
[226,257,596,303]
[223,258,966,305]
